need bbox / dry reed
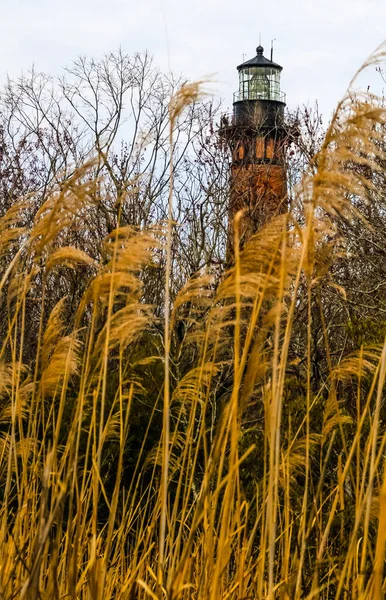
[0,49,385,600]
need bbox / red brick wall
[227,159,287,255]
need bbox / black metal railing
[233,89,286,103]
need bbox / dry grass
[0,52,386,599]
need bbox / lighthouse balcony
[233,89,286,103]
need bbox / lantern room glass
[238,67,282,102]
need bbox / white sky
[1,0,385,119]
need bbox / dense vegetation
[0,45,386,599]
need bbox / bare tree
[0,50,234,356]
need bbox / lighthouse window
[268,69,281,100]
[237,144,245,159]
[266,138,275,159]
[256,138,264,159]
[250,70,270,100]
[238,66,282,101]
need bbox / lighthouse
[221,43,288,256]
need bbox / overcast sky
[1,0,385,119]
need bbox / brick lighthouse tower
[221,43,288,255]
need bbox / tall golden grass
[0,49,386,599]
